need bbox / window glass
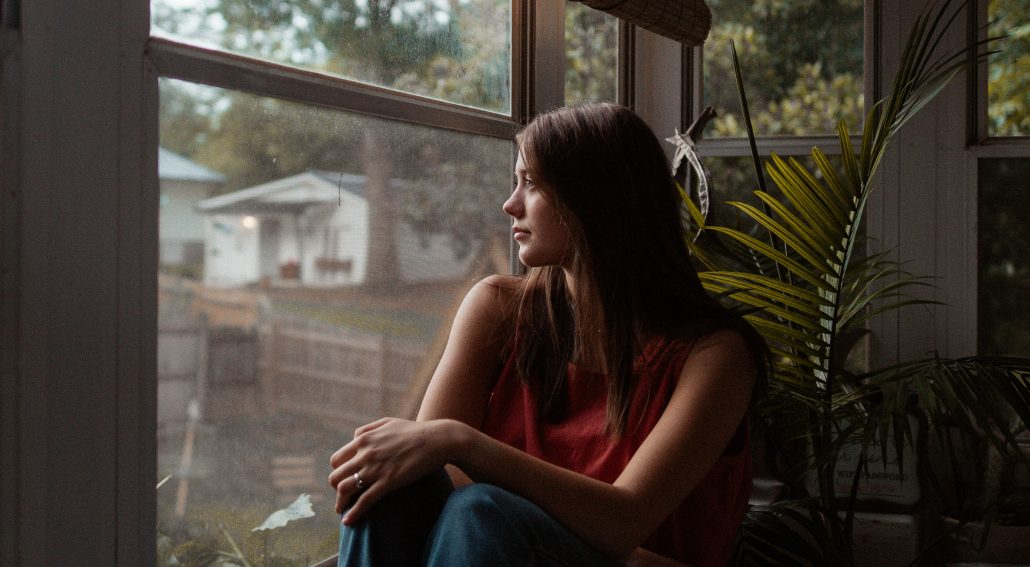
[157,78,510,563]
[151,0,512,114]
[564,1,618,105]
[703,0,864,137]
[979,158,1030,356]
[987,0,1030,137]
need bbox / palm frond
[731,500,849,567]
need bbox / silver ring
[353,473,367,490]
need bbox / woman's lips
[513,227,529,241]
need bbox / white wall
[204,214,261,287]
[302,193,369,287]
[160,179,216,242]
[160,180,216,265]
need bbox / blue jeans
[337,470,620,567]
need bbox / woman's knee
[426,484,618,567]
[435,483,516,530]
[425,485,532,566]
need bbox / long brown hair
[509,103,767,436]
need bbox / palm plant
[672,0,1030,564]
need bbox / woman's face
[502,152,573,268]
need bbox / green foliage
[153,0,510,112]
[157,510,337,567]
[565,1,618,105]
[705,0,865,137]
[712,63,864,137]
[987,0,1030,136]
[732,500,850,566]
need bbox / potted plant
[672,1,1030,563]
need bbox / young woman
[328,103,767,567]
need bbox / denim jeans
[337,470,620,567]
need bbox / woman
[328,103,766,567]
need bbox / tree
[565,1,618,105]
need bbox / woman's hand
[328,417,464,524]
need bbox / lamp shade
[572,0,712,46]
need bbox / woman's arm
[415,275,512,427]
[330,328,755,560]
[328,275,511,498]
[415,274,513,486]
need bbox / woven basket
[573,0,712,46]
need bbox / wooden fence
[259,314,426,432]
[158,318,208,428]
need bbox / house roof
[197,170,409,215]
[158,148,226,183]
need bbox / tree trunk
[361,127,400,291]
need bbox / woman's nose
[502,189,522,217]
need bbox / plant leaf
[252,493,316,532]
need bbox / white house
[158,148,225,267]
[197,171,479,288]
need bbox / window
[977,1,1030,357]
[152,0,518,559]
[156,77,510,558]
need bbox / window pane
[703,0,864,137]
[565,1,618,105]
[151,0,512,114]
[987,0,1030,137]
[979,159,1030,356]
[157,78,510,562]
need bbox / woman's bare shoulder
[478,273,523,294]
[456,274,523,333]
[679,327,758,387]
[469,274,522,310]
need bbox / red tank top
[481,337,751,567]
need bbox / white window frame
[0,0,686,563]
